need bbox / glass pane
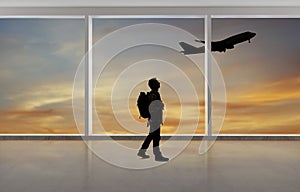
[0,18,85,134]
[212,18,300,134]
[92,17,205,134]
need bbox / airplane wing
[227,44,234,49]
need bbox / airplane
[179,31,256,55]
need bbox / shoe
[155,155,169,162]
[153,147,169,161]
[137,149,150,159]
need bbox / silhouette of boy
[137,78,169,161]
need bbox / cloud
[212,75,300,134]
[0,109,54,116]
[0,108,78,134]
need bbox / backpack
[137,92,150,119]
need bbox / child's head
[148,78,160,91]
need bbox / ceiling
[0,0,300,7]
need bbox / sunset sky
[0,17,299,134]
[0,18,85,133]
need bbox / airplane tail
[179,42,204,55]
[179,42,197,51]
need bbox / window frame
[0,7,299,139]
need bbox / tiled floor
[0,140,299,192]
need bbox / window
[92,17,205,135]
[0,17,85,134]
[212,17,300,134]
